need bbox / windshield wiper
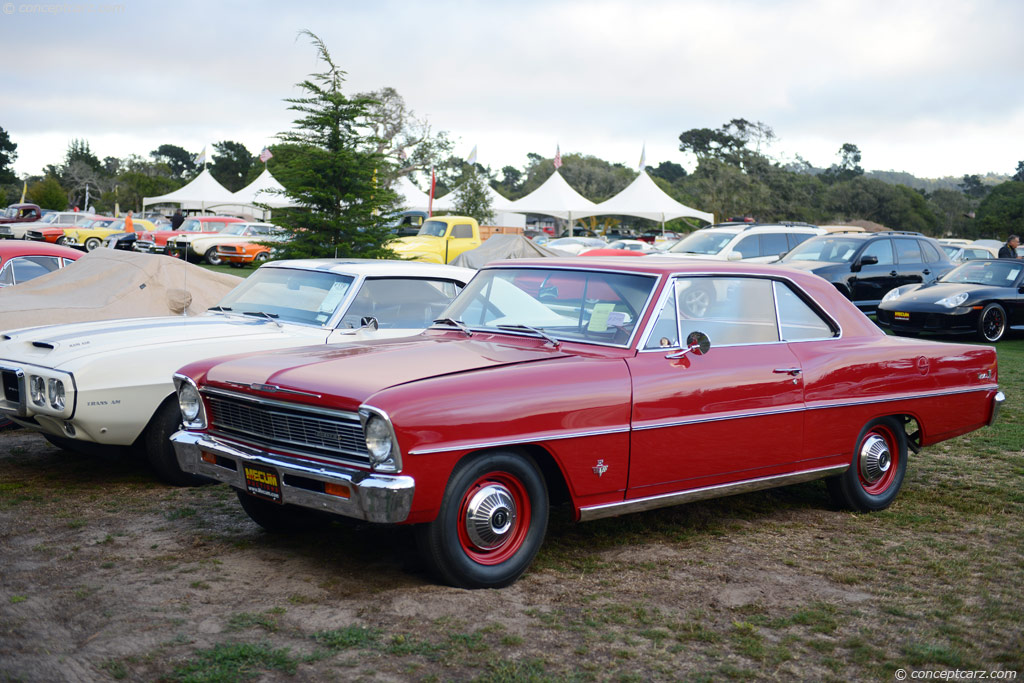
[242,311,282,327]
[432,318,473,337]
[497,324,560,347]
[207,305,233,312]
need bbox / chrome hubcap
[464,484,517,549]
[859,434,891,483]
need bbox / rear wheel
[84,237,102,252]
[55,236,67,245]
[977,303,1006,342]
[204,247,223,266]
[416,451,548,589]
[144,398,209,486]
[827,417,907,512]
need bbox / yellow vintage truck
[388,216,482,264]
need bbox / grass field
[0,335,1021,682]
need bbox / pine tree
[271,31,399,259]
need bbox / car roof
[698,223,823,235]
[485,256,821,278]
[263,258,475,281]
[0,241,83,259]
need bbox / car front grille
[2,368,23,404]
[203,388,370,466]
[26,231,44,240]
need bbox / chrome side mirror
[360,316,379,331]
[666,331,711,360]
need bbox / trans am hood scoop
[203,335,572,408]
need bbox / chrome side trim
[633,404,804,432]
[579,464,848,522]
[805,385,999,412]
[171,430,414,523]
[989,391,1005,426]
[408,425,631,456]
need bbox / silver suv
[650,222,826,263]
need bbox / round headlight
[48,379,65,410]
[30,376,46,407]
[881,287,905,303]
[364,416,393,464]
[178,381,202,422]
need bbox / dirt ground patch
[1,426,1021,682]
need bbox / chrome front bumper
[171,431,415,523]
[990,390,1005,427]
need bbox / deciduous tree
[0,126,18,185]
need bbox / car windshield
[1,208,16,218]
[216,268,356,326]
[39,213,60,224]
[221,223,249,236]
[179,219,202,232]
[666,231,735,255]
[940,260,1023,286]
[781,237,863,263]
[441,267,656,346]
[417,220,449,237]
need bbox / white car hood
[0,314,325,368]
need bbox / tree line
[2,49,1022,256]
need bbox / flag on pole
[466,144,478,166]
[638,143,646,172]
[553,144,562,170]
[428,167,436,217]
[194,146,207,167]
[259,146,273,163]
[19,180,26,203]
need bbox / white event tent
[142,169,238,214]
[216,169,297,219]
[505,170,597,224]
[394,175,434,213]
[575,171,714,226]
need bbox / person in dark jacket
[170,210,185,230]
[997,235,1020,259]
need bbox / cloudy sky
[2,0,1022,181]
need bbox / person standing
[170,209,184,229]
[997,235,1020,259]
[124,210,135,234]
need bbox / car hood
[0,314,316,366]
[389,235,443,255]
[202,335,572,408]
[884,281,994,305]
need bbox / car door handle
[773,368,802,376]
[890,270,898,276]
[922,269,931,275]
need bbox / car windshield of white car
[216,268,356,326]
[941,261,1022,286]
[441,267,655,346]
[222,224,248,236]
[666,231,734,255]
[782,237,861,263]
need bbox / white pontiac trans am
[0,259,473,485]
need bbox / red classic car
[0,240,82,287]
[170,259,1003,588]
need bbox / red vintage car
[0,240,82,287]
[135,215,243,254]
[170,258,1003,588]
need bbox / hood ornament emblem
[225,381,322,399]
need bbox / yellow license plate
[243,464,282,503]
[894,311,910,320]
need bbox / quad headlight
[360,408,401,472]
[936,292,969,308]
[26,372,70,413]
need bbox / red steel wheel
[826,417,908,512]
[455,471,531,566]
[417,451,548,589]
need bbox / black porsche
[876,259,1024,342]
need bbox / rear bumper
[171,431,415,523]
